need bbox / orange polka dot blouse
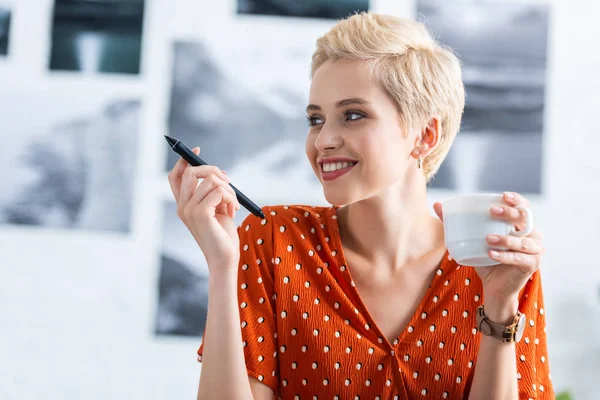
[197,205,554,399]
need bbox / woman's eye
[346,112,364,122]
[307,116,324,126]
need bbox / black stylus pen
[165,135,266,219]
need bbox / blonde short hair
[311,12,465,181]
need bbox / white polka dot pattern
[196,205,554,399]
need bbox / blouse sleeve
[515,270,554,399]
[197,209,280,394]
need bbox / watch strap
[476,305,523,343]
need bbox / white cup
[442,193,534,267]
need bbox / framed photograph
[419,0,550,194]
[155,202,251,336]
[49,0,145,74]
[0,1,11,56]
[165,38,325,205]
[0,90,140,233]
[238,0,369,19]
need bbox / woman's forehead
[309,61,385,107]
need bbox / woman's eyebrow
[306,97,370,113]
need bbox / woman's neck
[336,183,445,274]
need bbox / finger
[168,147,199,201]
[207,186,237,218]
[179,165,229,208]
[488,249,540,272]
[192,174,239,209]
[433,202,443,222]
[227,201,235,219]
[527,228,543,241]
[186,184,238,220]
[503,191,530,208]
[486,234,542,255]
[490,204,525,227]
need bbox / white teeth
[322,162,356,172]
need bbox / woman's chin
[323,190,354,207]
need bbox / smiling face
[305,59,417,206]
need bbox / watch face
[515,313,527,342]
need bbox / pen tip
[164,135,178,147]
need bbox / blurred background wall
[1,0,599,399]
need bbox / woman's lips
[321,163,357,181]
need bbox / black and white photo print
[238,0,369,19]
[155,202,251,336]
[166,37,325,205]
[418,0,549,194]
[49,0,145,74]
[0,1,11,56]
[0,90,140,233]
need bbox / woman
[168,12,553,399]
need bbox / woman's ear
[418,116,441,155]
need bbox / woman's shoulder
[260,203,333,217]
[238,203,338,253]
[247,204,336,229]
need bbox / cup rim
[442,192,506,213]
[443,192,502,204]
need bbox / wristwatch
[476,305,526,343]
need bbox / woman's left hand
[433,192,546,315]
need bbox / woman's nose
[314,123,342,152]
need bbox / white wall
[1,0,599,399]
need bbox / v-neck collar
[324,205,450,349]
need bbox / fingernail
[491,206,504,215]
[504,192,515,200]
[220,170,229,182]
[490,250,500,258]
[487,235,500,243]
[221,170,227,174]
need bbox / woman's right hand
[168,147,241,272]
